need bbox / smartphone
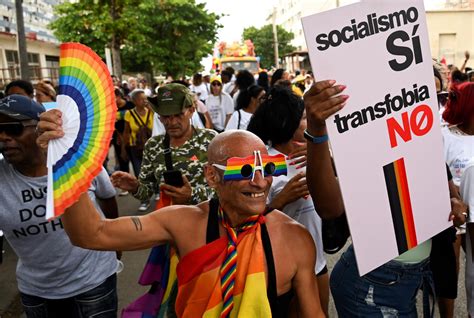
[163,170,184,187]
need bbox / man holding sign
[301,0,468,315]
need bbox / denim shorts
[20,274,117,318]
[330,245,434,318]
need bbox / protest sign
[302,0,450,275]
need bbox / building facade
[426,9,474,67]
[270,0,474,73]
[0,0,61,88]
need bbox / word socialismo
[315,7,419,51]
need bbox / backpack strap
[206,198,220,244]
[163,134,173,171]
[130,109,147,127]
[144,110,151,126]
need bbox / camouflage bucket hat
[148,83,194,116]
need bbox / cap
[210,75,222,84]
[292,74,305,83]
[147,83,194,116]
[0,94,45,121]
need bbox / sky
[199,0,450,70]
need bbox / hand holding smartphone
[163,170,184,187]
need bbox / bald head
[208,130,267,164]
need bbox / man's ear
[204,164,220,188]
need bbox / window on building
[28,53,41,79]
[5,50,19,79]
[439,33,456,65]
[3,16,9,22]
[45,55,59,82]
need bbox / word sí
[386,24,422,72]
[315,7,419,51]
[333,84,429,133]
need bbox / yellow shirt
[124,109,154,145]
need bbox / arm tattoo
[131,216,143,231]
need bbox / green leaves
[243,24,295,69]
[50,0,221,78]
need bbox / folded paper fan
[46,43,116,219]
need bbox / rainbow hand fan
[46,43,116,219]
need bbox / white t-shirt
[223,82,235,96]
[442,126,474,186]
[206,93,234,131]
[225,109,253,131]
[266,147,327,274]
[0,162,117,298]
[190,83,209,102]
[461,162,474,315]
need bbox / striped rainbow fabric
[175,221,272,318]
[46,43,116,219]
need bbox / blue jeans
[330,245,434,317]
[20,274,117,318]
[128,146,143,177]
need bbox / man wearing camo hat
[111,83,217,206]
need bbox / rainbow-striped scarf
[175,214,272,317]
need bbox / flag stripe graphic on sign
[383,158,418,254]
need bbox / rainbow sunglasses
[212,150,287,181]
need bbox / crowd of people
[0,55,473,317]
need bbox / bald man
[37,109,324,318]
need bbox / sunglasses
[211,82,222,86]
[212,151,287,181]
[0,120,37,137]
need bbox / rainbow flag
[383,157,418,254]
[175,223,272,317]
[121,244,178,318]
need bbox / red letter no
[386,104,433,148]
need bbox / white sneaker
[119,190,129,196]
[138,202,149,212]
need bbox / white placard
[302,0,450,275]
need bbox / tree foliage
[50,0,221,78]
[123,0,221,77]
[50,0,114,53]
[243,25,295,69]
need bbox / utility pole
[272,7,279,68]
[15,0,29,80]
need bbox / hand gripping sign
[302,0,450,275]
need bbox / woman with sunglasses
[225,84,265,131]
[205,76,233,132]
[247,86,329,316]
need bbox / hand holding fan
[46,43,116,219]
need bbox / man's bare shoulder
[267,209,315,249]
[266,209,304,227]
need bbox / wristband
[304,129,329,144]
